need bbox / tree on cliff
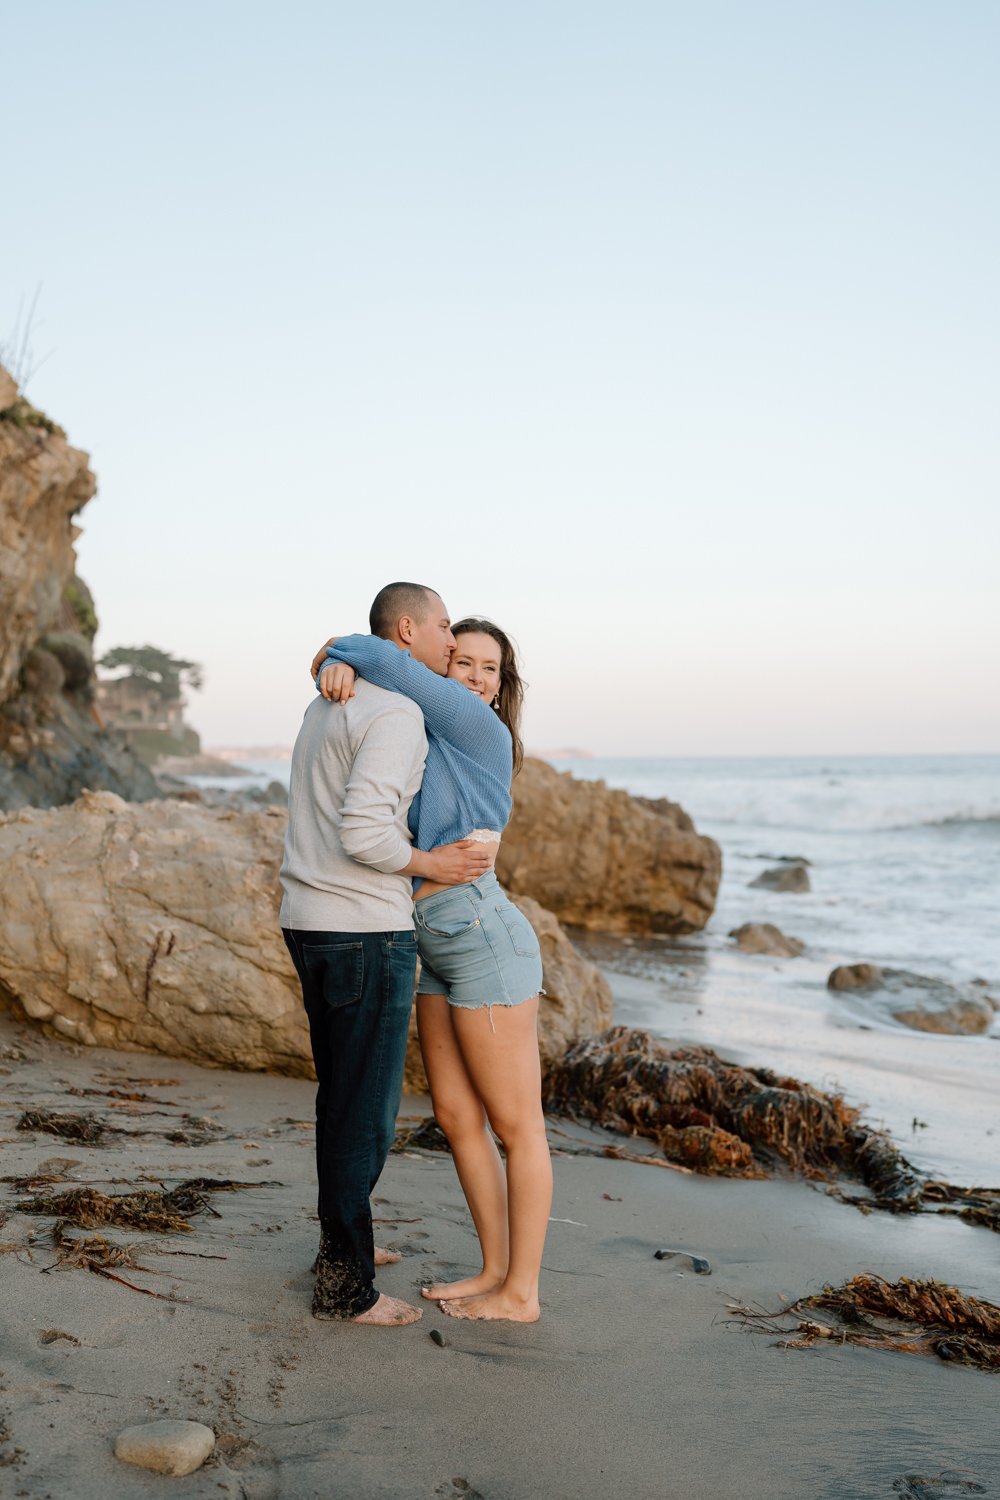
[98,646,203,702]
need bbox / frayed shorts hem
[415,981,545,1011]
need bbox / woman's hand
[406,840,493,885]
[310,637,339,681]
[319,662,357,702]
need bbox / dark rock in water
[829,963,883,991]
[827,964,994,1036]
[749,863,811,893]
[729,922,805,957]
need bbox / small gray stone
[114,1419,215,1477]
[749,863,811,893]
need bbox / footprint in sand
[892,1474,986,1499]
[434,1481,485,1500]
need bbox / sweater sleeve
[339,704,426,873]
[325,635,508,760]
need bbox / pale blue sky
[4,1,998,754]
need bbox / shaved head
[369,581,438,640]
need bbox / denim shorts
[414,872,543,1010]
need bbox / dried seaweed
[16,1110,108,1144]
[46,1223,178,1299]
[392,1119,451,1153]
[542,1027,997,1230]
[18,1184,210,1233]
[67,1085,176,1105]
[164,1115,226,1146]
[731,1274,1000,1372]
[15,1105,226,1149]
[544,1027,861,1178]
[14,1177,272,1234]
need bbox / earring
[492,694,500,709]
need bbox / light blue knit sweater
[322,635,513,853]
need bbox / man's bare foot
[421,1271,503,1301]
[351,1293,423,1326]
[439,1290,540,1323]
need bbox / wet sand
[1,1011,997,1500]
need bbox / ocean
[194,752,999,1185]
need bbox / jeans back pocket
[301,941,364,1010]
[496,904,537,958]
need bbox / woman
[313,619,551,1324]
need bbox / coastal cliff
[0,366,158,810]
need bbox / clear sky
[4,1,998,755]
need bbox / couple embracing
[280,582,552,1327]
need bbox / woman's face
[448,631,501,701]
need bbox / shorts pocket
[496,904,537,958]
[416,898,481,940]
[301,942,364,1010]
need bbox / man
[281,581,489,1326]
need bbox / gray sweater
[279,680,427,932]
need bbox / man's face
[406,593,456,675]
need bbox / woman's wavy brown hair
[451,617,526,776]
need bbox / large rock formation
[0,368,157,810]
[0,793,614,1083]
[495,758,721,934]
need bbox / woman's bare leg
[417,994,509,1299]
[440,997,551,1323]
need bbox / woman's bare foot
[351,1293,423,1326]
[420,1271,503,1301]
[439,1290,540,1323]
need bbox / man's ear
[398,615,414,645]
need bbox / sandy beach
[2,1009,997,1500]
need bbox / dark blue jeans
[283,927,417,1317]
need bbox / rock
[828,963,882,992]
[0,384,158,810]
[0,366,17,409]
[0,386,94,705]
[495,758,721,934]
[0,696,160,810]
[728,922,805,957]
[0,792,310,1073]
[0,793,614,1084]
[114,1419,215,1477]
[40,630,94,693]
[827,964,995,1035]
[749,863,811,893]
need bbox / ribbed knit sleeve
[325,636,508,761]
